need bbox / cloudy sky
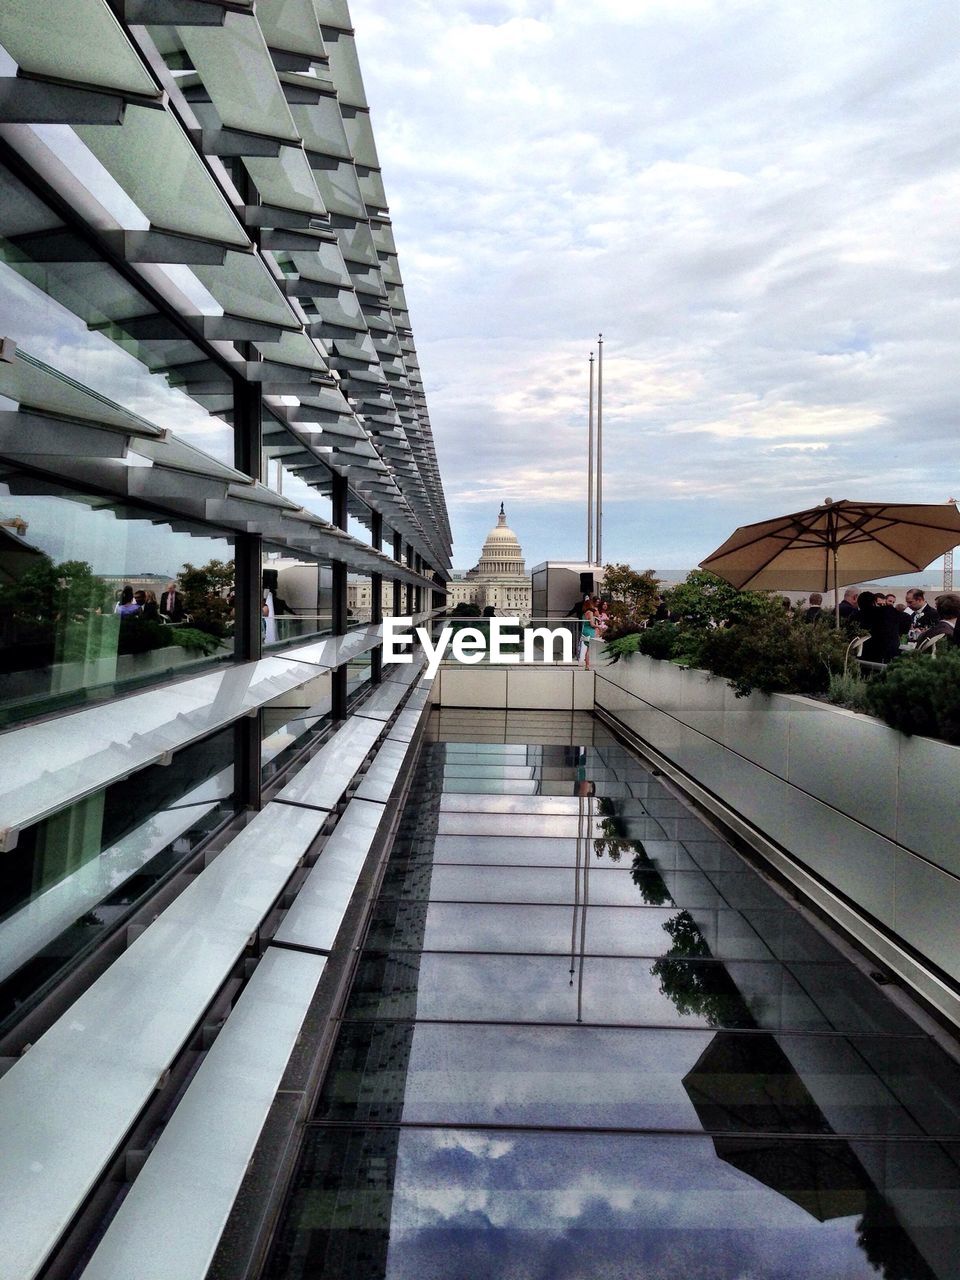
[348,0,960,574]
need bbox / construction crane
[946,498,957,591]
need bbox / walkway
[263,710,960,1280]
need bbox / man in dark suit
[838,587,860,627]
[803,592,825,622]
[159,581,186,623]
[905,587,938,631]
[920,593,960,647]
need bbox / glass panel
[315,1022,954,1136]
[367,902,706,957]
[261,673,332,782]
[266,1128,960,1280]
[345,951,920,1036]
[379,864,684,908]
[435,813,611,838]
[262,545,333,648]
[77,107,248,246]
[346,650,372,701]
[0,469,235,727]
[347,575,372,626]
[0,725,237,1033]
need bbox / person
[857,591,901,662]
[262,589,278,645]
[884,593,897,608]
[595,598,611,636]
[141,590,160,623]
[160,581,186,623]
[838,587,860,626]
[134,589,147,609]
[651,596,671,623]
[580,597,598,670]
[918,593,960,647]
[803,592,824,623]
[905,588,938,632]
[113,585,140,618]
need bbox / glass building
[0,5,450,1277]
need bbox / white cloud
[350,0,960,568]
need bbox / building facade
[446,502,532,615]
[0,5,449,1277]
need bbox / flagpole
[596,333,603,567]
[587,353,594,564]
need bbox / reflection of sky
[0,483,229,578]
[380,1130,900,1280]
[0,254,240,573]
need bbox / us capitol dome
[446,503,532,615]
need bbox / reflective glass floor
[264,711,960,1280]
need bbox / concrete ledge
[433,664,593,711]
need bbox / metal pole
[587,353,594,564]
[596,333,603,567]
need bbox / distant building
[446,504,532,615]
[101,573,170,598]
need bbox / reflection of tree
[660,909,711,957]
[0,555,114,668]
[651,911,754,1027]
[856,1196,938,1280]
[591,822,673,906]
[179,558,235,638]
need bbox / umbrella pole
[833,546,840,627]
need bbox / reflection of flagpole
[570,798,582,984]
[587,353,595,564]
[576,793,592,1024]
[596,334,603,567]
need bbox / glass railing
[264,614,334,646]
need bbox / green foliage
[866,649,960,744]
[0,556,113,627]
[664,569,777,631]
[605,621,680,663]
[450,601,481,617]
[600,563,660,632]
[637,620,680,660]
[179,558,234,638]
[603,632,644,663]
[826,667,873,714]
[698,611,849,697]
[169,626,224,655]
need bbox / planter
[595,653,960,1007]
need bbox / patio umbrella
[699,499,960,623]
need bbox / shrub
[638,621,680,660]
[603,632,643,663]
[866,649,960,744]
[826,668,873,714]
[169,626,225,655]
[698,612,850,697]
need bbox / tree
[600,564,660,633]
[664,569,777,630]
[179,558,235,638]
